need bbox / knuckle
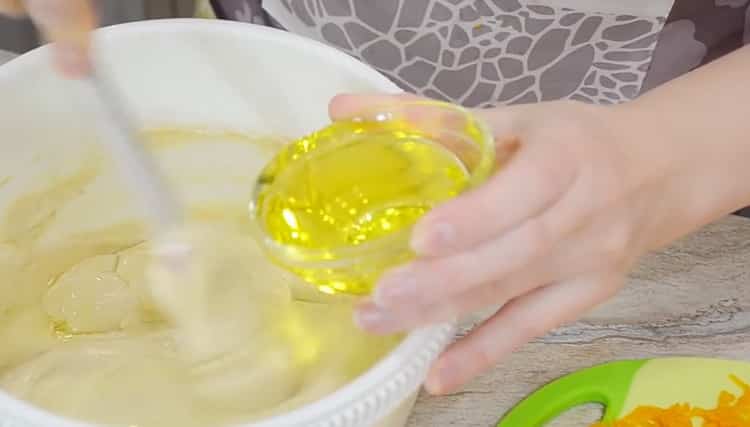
[470,341,498,371]
[522,217,553,257]
[516,316,549,341]
[529,147,578,191]
[599,223,633,259]
[444,252,488,291]
[532,153,565,183]
[425,256,474,294]
[491,269,538,301]
[487,280,524,308]
[488,281,513,303]
[434,259,460,285]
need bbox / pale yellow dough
[0,130,398,427]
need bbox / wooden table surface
[408,215,750,427]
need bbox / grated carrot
[592,375,750,427]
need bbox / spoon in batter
[84,60,207,345]
[85,63,183,233]
[83,61,273,367]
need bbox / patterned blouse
[203,0,750,108]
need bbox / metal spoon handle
[87,66,183,233]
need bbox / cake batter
[0,129,399,427]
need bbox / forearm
[615,45,750,247]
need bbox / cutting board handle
[496,360,646,427]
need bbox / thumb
[328,93,423,121]
[24,0,96,78]
[0,0,25,16]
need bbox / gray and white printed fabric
[208,0,750,108]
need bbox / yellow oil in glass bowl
[250,101,495,295]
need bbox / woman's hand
[0,0,95,77]
[331,80,750,395]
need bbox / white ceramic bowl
[0,19,454,427]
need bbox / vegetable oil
[253,118,471,295]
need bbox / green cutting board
[497,357,750,426]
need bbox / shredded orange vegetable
[593,375,750,427]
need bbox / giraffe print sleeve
[644,1,750,91]
[208,0,749,108]
[209,0,271,25]
[206,0,750,217]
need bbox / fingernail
[329,93,362,120]
[411,222,455,255]
[354,304,386,330]
[373,267,417,308]
[425,362,445,395]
